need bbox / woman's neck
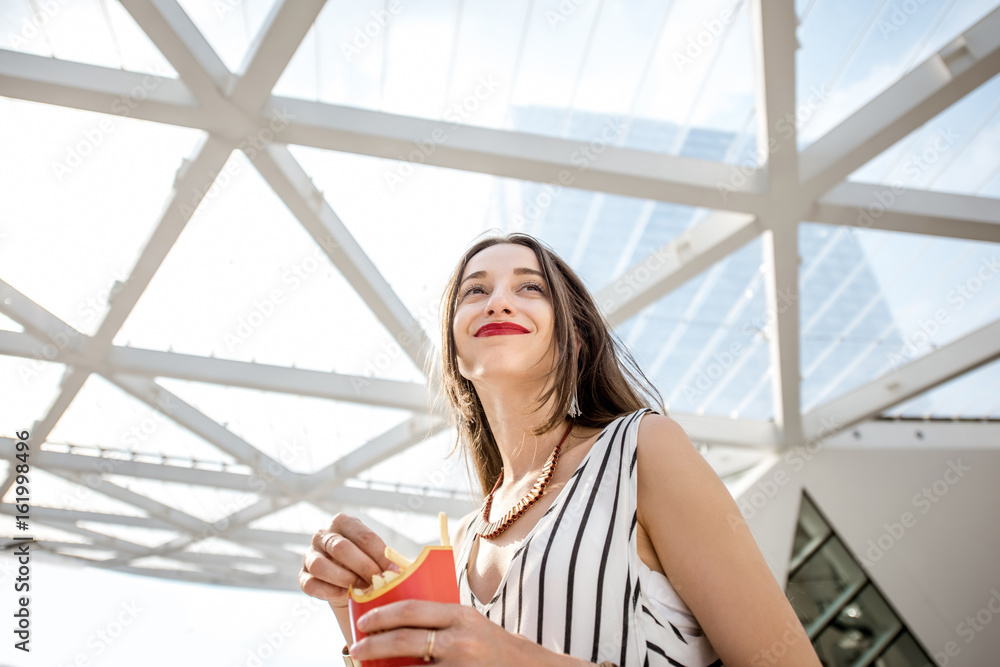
[475,379,578,486]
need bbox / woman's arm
[636,413,821,667]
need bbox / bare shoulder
[635,411,700,469]
[636,413,735,552]
[636,411,691,447]
[634,412,822,665]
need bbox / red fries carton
[348,546,460,667]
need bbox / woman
[300,233,821,666]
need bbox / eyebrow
[460,267,545,285]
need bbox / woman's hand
[299,513,402,609]
[348,599,557,666]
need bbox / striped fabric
[456,408,724,667]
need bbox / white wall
[735,442,1000,666]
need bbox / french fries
[350,512,451,595]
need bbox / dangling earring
[568,388,581,418]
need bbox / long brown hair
[430,232,664,499]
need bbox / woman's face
[452,243,556,385]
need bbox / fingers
[348,627,441,664]
[303,546,357,591]
[300,513,399,604]
[325,514,402,580]
[298,565,348,603]
[356,600,461,634]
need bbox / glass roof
[0,0,997,621]
[156,378,416,474]
[884,356,1000,419]
[273,0,758,161]
[849,72,1000,197]
[800,225,1000,413]
[796,0,1000,147]
[0,0,177,76]
[176,0,281,73]
[47,373,241,463]
[0,97,203,336]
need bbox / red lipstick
[476,322,530,337]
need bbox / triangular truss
[1,0,999,590]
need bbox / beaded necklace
[473,421,574,540]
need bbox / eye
[459,281,545,299]
[460,283,487,298]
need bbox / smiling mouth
[476,324,530,336]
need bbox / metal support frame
[1,0,998,588]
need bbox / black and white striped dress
[456,408,724,667]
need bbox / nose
[485,285,513,316]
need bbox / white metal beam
[0,50,208,130]
[0,503,309,549]
[750,0,800,197]
[803,318,1000,441]
[670,413,781,450]
[822,418,1000,449]
[0,280,92,367]
[104,343,433,412]
[9,136,234,480]
[0,50,769,214]
[762,223,804,448]
[0,437,475,516]
[118,0,234,111]
[268,96,768,214]
[85,134,236,351]
[249,144,439,382]
[107,373,303,496]
[0,330,434,413]
[0,135,234,503]
[308,414,448,489]
[814,181,1000,243]
[227,0,327,112]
